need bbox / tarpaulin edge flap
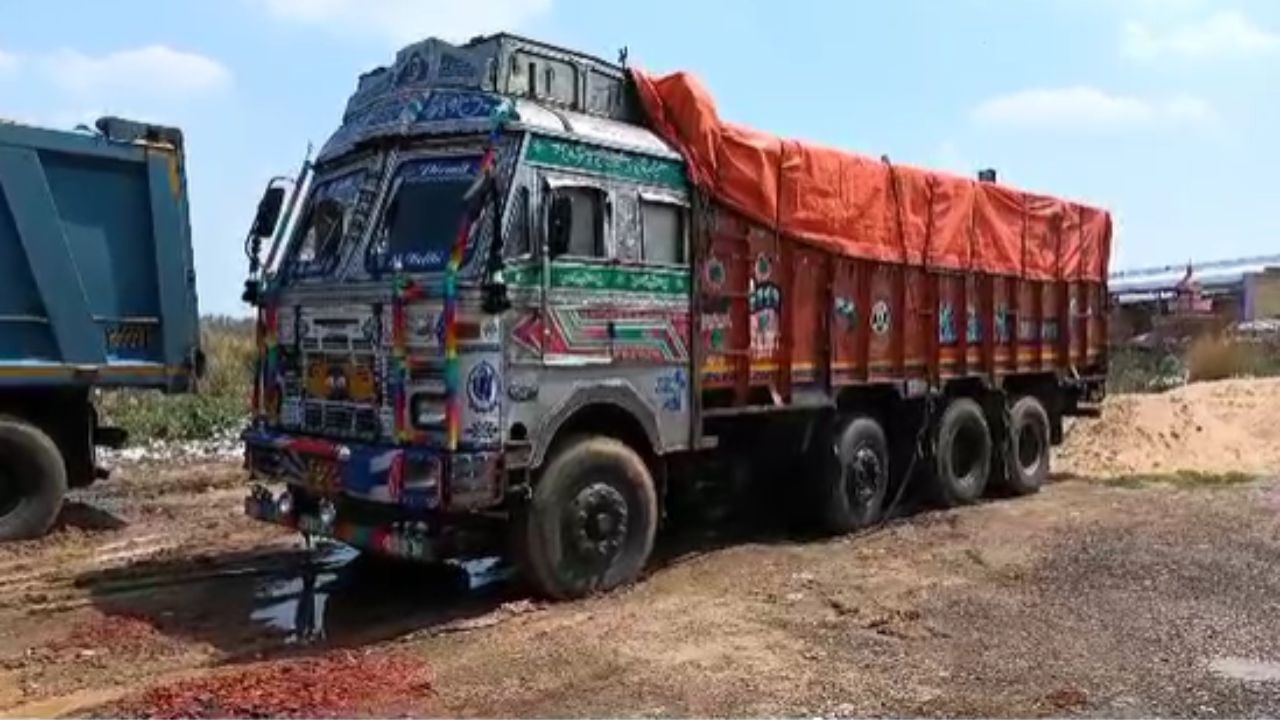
[630,68,1112,282]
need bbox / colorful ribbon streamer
[394,99,512,451]
[442,100,512,451]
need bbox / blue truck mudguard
[0,116,200,540]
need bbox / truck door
[624,193,693,448]
[542,180,613,366]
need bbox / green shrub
[1109,335,1280,394]
[1106,346,1184,394]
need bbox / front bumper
[245,487,437,561]
[241,427,503,511]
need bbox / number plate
[104,323,152,351]
[303,457,340,494]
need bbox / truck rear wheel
[0,416,68,541]
[929,398,991,507]
[514,436,658,600]
[1000,395,1050,496]
[814,414,889,535]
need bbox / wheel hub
[567,483,629,562]
[847,447,882,506]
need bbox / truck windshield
[288,168,364,277]
[371,156,481,271]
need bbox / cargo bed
[0,117,199,541]
[0,118,199,390]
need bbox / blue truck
[0,117,201,540]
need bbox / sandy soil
[1057,377,1280,478]
[1,378,1278,718]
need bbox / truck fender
[529,381,663,469]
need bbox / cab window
[641,200,684,265]
[548,186,605,259]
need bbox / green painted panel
[504,262,542,287]
[525,135,687,190]
[504,260,689,296]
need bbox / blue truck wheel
[0,416,68,541]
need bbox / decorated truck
[0,117,200,540]
[241,34,1111,599]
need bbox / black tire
[514,436,658,600]
[1001,395,1050,496]
[814,415,889,535]
[0,416,68,542]
[930,398,992,507]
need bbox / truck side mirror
[547,194,573,258]
[251,186,286,239]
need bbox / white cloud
[1162,95,1218,124]
[1127,0,1205,14]
[43,45,232,99]
[256,0,553,45]
[0,47,18,75]
[972,86,1218,132]
[1124,11,1280,60]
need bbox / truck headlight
[410,394,444,428]
[276,489,294,517]
[404,456,441,491]
[317,498,337,529]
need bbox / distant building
[1244,267,1280,322]
[1108,254,1280,341]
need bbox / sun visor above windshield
[319,90,519,163]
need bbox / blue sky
[2,0,1277,316]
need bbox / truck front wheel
[514,436,658,600]
[0,416,68,541]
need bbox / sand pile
[1055,377,1280,478]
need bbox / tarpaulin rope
[881,155,910,265]
[389,99,512,449]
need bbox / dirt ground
[2,378,1280,718]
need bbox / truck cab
[243,34,691,596]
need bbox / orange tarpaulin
[631,70,1112,282]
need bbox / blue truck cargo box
[0,117,200,391]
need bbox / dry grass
[197,317,256,399]
[1187,336,1243,382]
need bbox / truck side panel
[698,207,1107,407]
[0,122,198,391]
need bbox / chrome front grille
[301,400,381,439]
[280,346,385,440]
[277,304,452,444]
[406,357,447,435]
[316,336,374,352]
